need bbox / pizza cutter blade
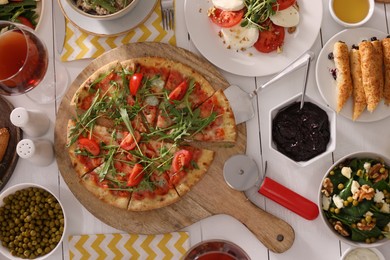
[223,155,319,220]
[224,51,315,125]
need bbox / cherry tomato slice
[171,149,192,173]
[120,131,141,151]
[254,22,285,53]
[129,73,143,96]
[126,163,144,187]
[273,0,296,11]
[16,16,35,29]
[78,138,100,156]
[168,80,188,102]
[209,8,244,28]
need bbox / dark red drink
[0,25,48,96]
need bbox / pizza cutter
[223,154,319,220]
[224,50,315,125]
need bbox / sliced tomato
[273,0,296,11]
[120,131,141,151]
[168,80,188,102]
[209,8,244,28]
[254,21,285,53]
[126,164,144,187]
[80,95,94,110]
[78,138,100,156]
[16,16,35,29]
[129,73,143,96]
[171,149,192,173]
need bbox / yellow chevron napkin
[60,0,176,61]
[68,232,189,259]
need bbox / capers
[0,187,64,259]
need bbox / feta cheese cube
[364,211,373,217]
[351,180,360,195]
[0,0,9,5]
[322,195,331,211]
[333,194,344,209]
[374,190,385,203]
[380,203,390,214]
[364,162,371,172]
[341,167,352,179]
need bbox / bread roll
[359,41,381,112]
[0,127,10,162]
[349,47,366,121]
[382,37,390,105]
[333,41,353,113]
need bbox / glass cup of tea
[0,21,68,103]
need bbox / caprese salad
[208,0,300,53]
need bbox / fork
[161,0,175,30]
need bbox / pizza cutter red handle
[258,177,319,220]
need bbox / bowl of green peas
[0,183,66,259]
[318,152,390,247]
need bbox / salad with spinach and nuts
[74,0,133,16]
[321,157,390,244]
[0,0,40,29]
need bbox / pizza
[66,57,237,211]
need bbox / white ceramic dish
[35,0,44,31]
[341,247,385,260]
[329,0,374,28]
[269,93,336,167]
[58,0,157,36]
[318,152,390,248]
[0,183,67,260]
[316,27,390,122]
[184,0,323,77]
[65,0,140,21]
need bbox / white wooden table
[3,0,390,259]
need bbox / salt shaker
[10,107,50,137]
[16,139,54,167]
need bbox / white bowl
[329,0,374,28]
[65,0,140,21]
[341,247,386,260]
[0,183,67,260]
[269,93,336,167]
[318,152,390,248]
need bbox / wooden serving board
[54,42,294,253]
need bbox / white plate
[315,27,390,122]
[58,0,157,36]
[184,0,322,77]
[35,1,44,31]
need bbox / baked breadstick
[382,37,390,105]
[359,41,381,112]
[350,47,366,121]
[371,38,384,98]
[333,41,353,113]
[0,127,10,162]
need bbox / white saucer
[58,0,157,36]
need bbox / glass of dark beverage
[0,21,68,103]
[0,21,48,96]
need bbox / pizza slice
[190,89,237,142]
[127,171,180,211]
[71,61,126,112]
[81,162,132,209]
[168,146,215,197]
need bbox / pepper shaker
[10,107,50,137]
[16,139,54,167]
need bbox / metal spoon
[299,51,312,110]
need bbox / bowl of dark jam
[270,93,336,167]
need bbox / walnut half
[368,163,389,183]
[352,184,375,202]
[357,221,376,231]
[321,177,333,197]
[334,221,349,236]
